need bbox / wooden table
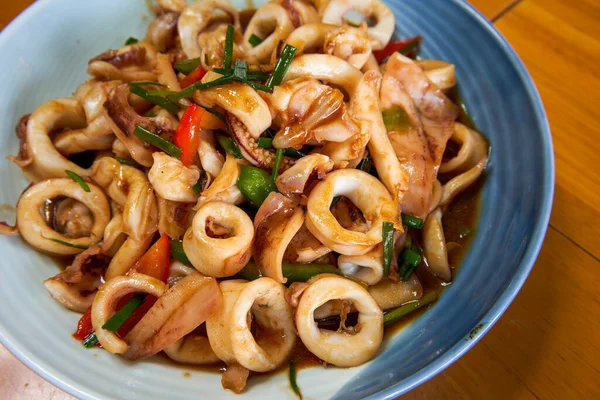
[1,1,599,399]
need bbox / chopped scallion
[101,294,146,332]
[330,196,342,208]
[133,125,182,158]
[116,157,139,166]
[49,238,88,250]
[266,45,297,88]
[65,170,90,192]
[383,291,437,327]
[382,222,394,276]
[216,134,243,159]
[249,34,263,47]
[129,83,180,113]
[170,239,193,267]
[272,148,284,180]
[402,248,422,267]
[284,148,306,158]
[175,58,202,75]
[192,171,207,194]
[125,37,138,45]
[289,361,302,399]
[223,24,235,69]
[357,155,372,173]
[401,214,424,229]
[257,137,273,148]
[82,332,98,348]
[234,59,247,80]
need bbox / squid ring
[206,278,296,372]
[16,99,88,182]
[92,273,168,354]
[178,0,240,59]
[306,169,399,255]
[243,2,294,63]
[296,275,383,367]
[338,244,384,286]
[321,0,395,50]
[16,178,110,255]
[183,201,254,277]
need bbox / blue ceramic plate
[0,0,553,399]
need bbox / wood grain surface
[1,1,599,399]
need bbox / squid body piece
[206,278,296,373]
[296,275,383,367]
[183,201,254,277]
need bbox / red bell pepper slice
[174,104,205,166]
[180,65,207,89]
[130,233,171,283]
[73,308,95,342]
[373,36,422,63]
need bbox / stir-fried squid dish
[2,0,489,394]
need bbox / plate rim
[364,1,555,398]
[0,0,555,399]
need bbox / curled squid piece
[306,169,399,256]
[243,2,294,63]
[422,208,451,282]
[368,274,423,310]
[183,201,254,277]
[254,192,304,283]
[92,157,158,242]
[358,70,409,205]
[92,273,168,354]
[227,113,294,170]
[43,245,110,312]
[16,178,110,255]
[178,0,240,59]
[264,77,360,150]
[53,81,119,156]
[9,99,88,182]
[106,236,154,280]
[145,11,180,52]
[440,123,489,175]
[440,156,488,209]
[124,272,222,360]
[103,83,178,167]
[321,0,395,50]
[149,152,201,203]
[284,54,362,98]
[195,72,271,139]
[153,53,182,91]
[296,275,383,367]
[196,154,244,207]
[275,154,334,195]
[338,244,385,286]
[206,278,296,393]
[164,333,220,365]
[157,196,196,240]
[287,224,333,263]
[88,41,158,82]
[285,23,371,69]
[417,60,457,92]
[198,129,225,179]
